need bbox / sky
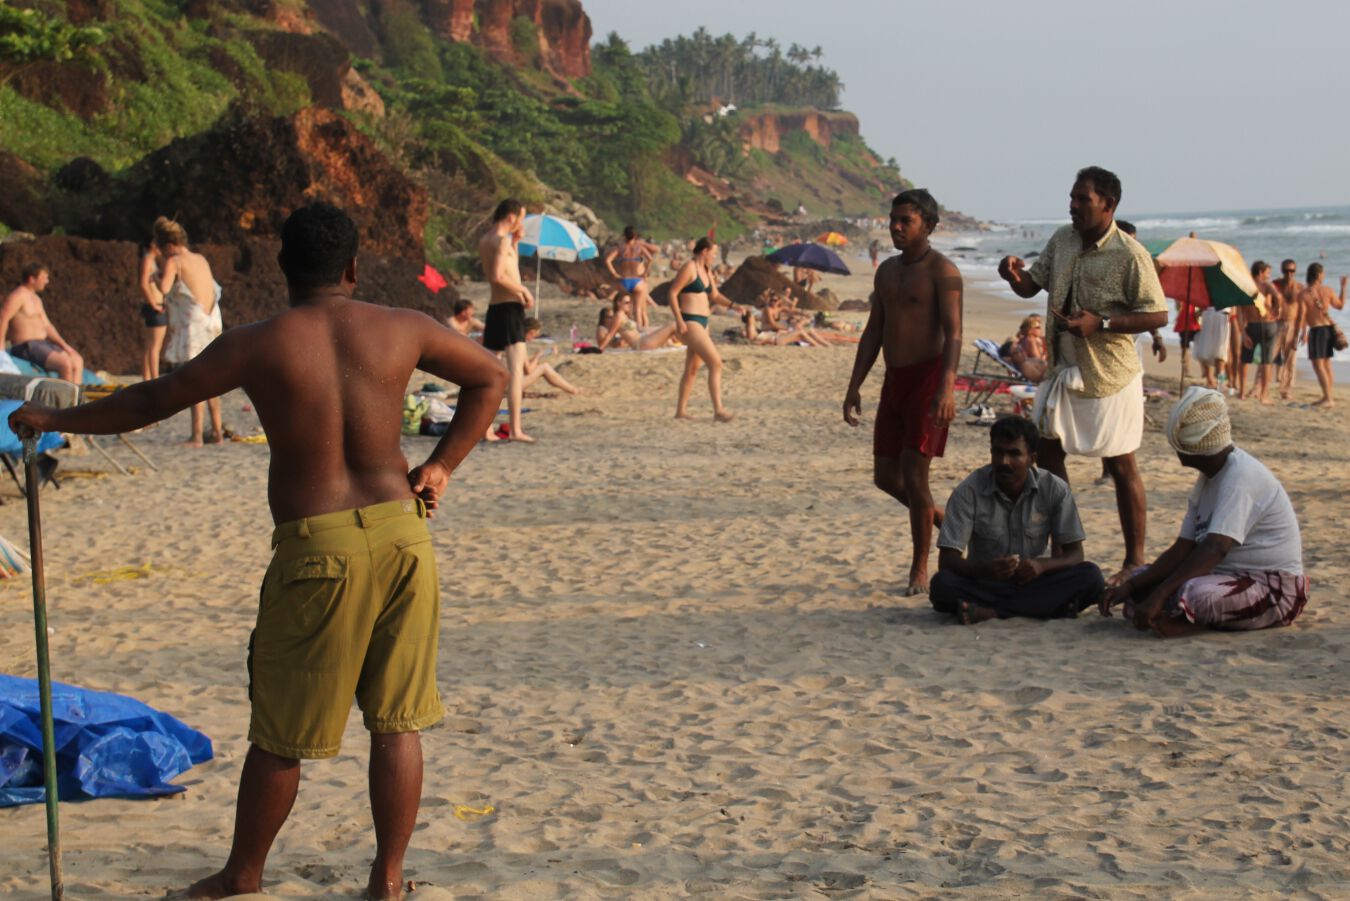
[581,0,1350,221]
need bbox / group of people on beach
[0,168,1322,900]
[843,170,1308,638]
[1180,257,1345,407]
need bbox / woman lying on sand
[595,296,680,351]
[521,318,581,395]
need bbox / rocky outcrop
[739,109,860,154]
[439,0,591,79]
[0,235,455,375]
[0,153,54,235]
[718,255,813,309]
[59,106,426,262]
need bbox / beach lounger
[0,399,64,497]
[78,384,159,476]
[958,339,1033,409]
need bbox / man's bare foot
[508,430,536,443]
[182,438,204,448]
[366,877,414,900]
[674,411,693,420]
[714,411,735,423]
[1312,398,1335,408]
[959,600,997,625]
[904,572,929,597]
[483,428,500,442]
[164,871,256,899]
[1259,396,1274,405]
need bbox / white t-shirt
[1179,448,1303,575]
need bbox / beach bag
[402,395,430,436]
[1333,324,1348,353]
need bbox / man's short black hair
[1116,219,1136,236]
[1076,166,1122,208]
[278,202,358,287]
[1251,260,1270,277]
[20,262,46,282]
[892,188,940,229]
[989,415,1040,453]
[493,198,524,223]
[1281,258,1296,270]
[452,299,473,315]
[623,225,637,241]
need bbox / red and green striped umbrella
[1153,236,1259,311]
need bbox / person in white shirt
[1100,386,1307,636]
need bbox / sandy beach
[3,254,1350,899]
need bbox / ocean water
[938,204,1350,333]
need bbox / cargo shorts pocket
[258,554,352,650]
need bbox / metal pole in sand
[24,434,63,900]
[535,252,543,323]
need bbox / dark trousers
[930,562,1105,620]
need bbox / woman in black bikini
[138,240,167,381]
[669,237,745,421]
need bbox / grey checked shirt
[937,465,1085,563]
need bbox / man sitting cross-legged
[1099,387,1308,637]
[931,416,1105,624]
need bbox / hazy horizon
[581,0,1350,221]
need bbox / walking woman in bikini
[670,237,745,422]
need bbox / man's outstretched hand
[408,460,452,515]
[842,387,862,426]
[8,402,53,440]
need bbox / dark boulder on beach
[57,106,427,263]
[718,255,812,308]
[0,234,454,376]
[802,287,839,312]
[838,298,870,312]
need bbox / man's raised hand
[998,256,1026,287]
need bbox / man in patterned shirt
[998,167,1168,582]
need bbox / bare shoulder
[929,251,963,283]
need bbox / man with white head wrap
[1099,387,1308,636]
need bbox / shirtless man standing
[1300,262,1346,408]
[0,263,85,383]
[478,198,535,442]
[11,203,507,900]
[1273,259,1305,399]
[843,189,963,596]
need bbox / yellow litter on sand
[453,804,495,821]
[54,470,110,480]
[232,434,268,445]
[75,563,155,585]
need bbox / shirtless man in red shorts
[843,189,963,595]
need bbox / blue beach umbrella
[765,242,851,276]
[517,214,599,317]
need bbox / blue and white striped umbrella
[517,214,598,262]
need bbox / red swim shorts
[873,355,949,458]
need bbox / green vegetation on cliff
[0,2,906,250]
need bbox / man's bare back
[13,297,506,524]
[873,251,963,368]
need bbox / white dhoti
[1032,366,1144,458]
[1192,309,1230,363]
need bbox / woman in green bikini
[669,237,745,421]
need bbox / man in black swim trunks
[477,198,536,442]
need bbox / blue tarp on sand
[0,675,212,807]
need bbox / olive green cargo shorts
[247,498,443,759]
